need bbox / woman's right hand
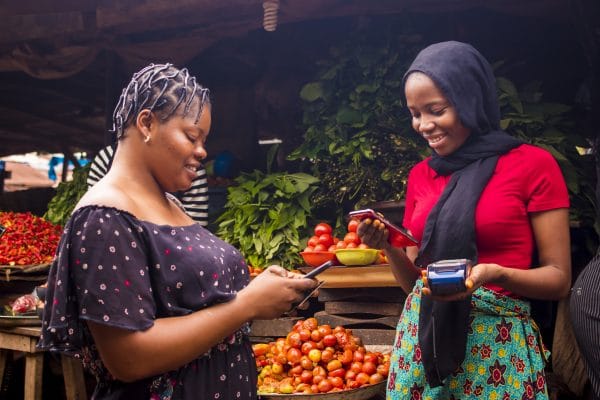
[242,265,317,319]
[356,218,391,251]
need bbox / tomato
[321,349,334,363]
[290,364,304,376]
[317,325,332,336]
[338,348,353,365]
[353,350,365,363]
[271,362,284,375]
[299,329,311,342]
[347,219,359,233]
[300,356,314,370]
[302,317,318,331]
[329,376,344,388]
[301,341,317,355]
[307,235,320,248]
[369,372,385,384]
[308,348,322,363]
[312,365,327,378]
[314,222,333,236]
[286,348,302,364]
[346,242,358,249]
[317,234,333,248]
[335,240,347,249]
[310,329,322,342]
[343,232,361,245]
[252,343,269,356]
[300,369,314,384]
[346,379,360,389]
[361,361,377,375]
[355,372,371,385]
[286,331,302,348]
[326,359,342,372]
[317,378,333,393]
[328,244,337,252]
[376,363,390,376]
[322,334,337,347]
[350,361,363,374]
[313,244,327,251]
[363,353,379,364]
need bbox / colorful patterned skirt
[387,281,550,400]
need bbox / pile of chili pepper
[0,211,62,266]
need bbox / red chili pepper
[0,212,62,265]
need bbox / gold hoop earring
[144,135,151,143]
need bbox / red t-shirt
[403,144,570,296]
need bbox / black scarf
[404,41,522,387]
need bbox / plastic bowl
[334,248,379,266]
[300,251,336,267]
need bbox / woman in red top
[357,41,571,399]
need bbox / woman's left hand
[420,263,501,301]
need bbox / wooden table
[0,326,87,400]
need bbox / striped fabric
[570,252,600,400]
[86,145,115,188]
[86,144,209,226]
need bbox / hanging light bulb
[263,0,279,32]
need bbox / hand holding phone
[283,261,332,316]
[348,209,418,248]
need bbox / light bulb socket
[263,0,280,32]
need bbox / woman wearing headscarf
[357,41,571,399]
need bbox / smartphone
[303,260,333,279]
[348,209,418,247]
[426,259,471,296]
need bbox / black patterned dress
[38,206,257,400]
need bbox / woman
[38,63,317,400]
[357,41,571,399]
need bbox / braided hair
[112,63,211,139]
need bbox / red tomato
[317,325,332,336]
[314,222,333,236]
[361,361,377,375]
[287,348,302,364]
[329,376,344,388]
[322,334,337,347]
[369,373,385,384]
[307,235,320,248]
[335,240,347,249]
[347,219,359,233]
[343,232,361,245]
[318,234,333,248]
[317,378,333,393]
[313,244,327,251]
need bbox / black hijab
[404,41,522,387]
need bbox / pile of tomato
[0,211,62,266]
[253,317,390,394]
[303,221,386,264]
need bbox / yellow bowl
[334,248,379,266]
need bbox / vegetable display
[253,317,390,394]
[0,211,62,265]
[44,163,90,226]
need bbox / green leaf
[300,82,324,102]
